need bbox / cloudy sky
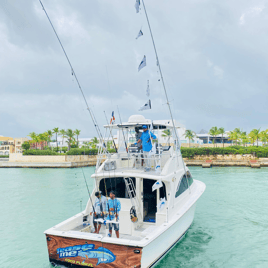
[0,0,268,138]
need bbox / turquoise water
[1,167,268,268]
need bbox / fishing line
[39,0,103,142]
[81,168,95,214]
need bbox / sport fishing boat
[44,114,206,268]
[41,0,206,266]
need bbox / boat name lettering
[57,244,94,257]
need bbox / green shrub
[181,146,268,158]
[66,148,98,155]
[23,150,60,155]
[0,155,9,158]
[66,148,116,155]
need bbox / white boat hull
[141,202,196,267]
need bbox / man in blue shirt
[106,190,121,238]
[136,125,157,171]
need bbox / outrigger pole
[141,0,190,189]
[39,0,103,142]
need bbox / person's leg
[93,214,97,233]
[114,224,119,238]
[97,223,102,234]
[108,223,112,237]
[144,151,150,169]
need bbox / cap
[95,191,101,197]
[110,190,116,195]
[142,125,148,129]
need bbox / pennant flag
[138,55,146,72]
[139,99,151,111]
[155,162,161,173]
[152,180,163,192]
[136,29,143,39]
[158,198,166,211]
[146,80,150,97]
[110,111,115,124]
[135,0,140,13]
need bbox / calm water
[1,167,268,268]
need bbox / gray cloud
[0,0,267,138]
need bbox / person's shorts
[93,213,104,224]
[109,223,119,231]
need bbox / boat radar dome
[128,115,146,123]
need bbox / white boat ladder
[124,177,142,228]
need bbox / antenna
[104,111,118,153]
[39,0,103,141]
[117,106,128,153]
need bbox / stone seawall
[184,156,268,168]
[0,153,99,168]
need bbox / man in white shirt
[90,191,107,234]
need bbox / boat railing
[96,146,172,172]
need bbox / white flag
[158,198,166,211]
[155,162,161,173]
[135,0,140,13]
[136,30,143,39]
[138,55,146,72]
[152,180,163,192]
[146,80,150,97]
[138,100,151,111]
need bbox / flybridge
[103,115,182,129]
[95,115,182,176]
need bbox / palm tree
[240,131,248,147]
[47,130,53,149]
[53,127,59,151]
[59,129,66,148]
[228,128,241,145]
[37,132,48,150]
[260,130,267,146]
[185,130,195,148]
[218,127,225,147]
[209,127,219,147]
[89,137,99,149]
[161,129,171,146]
[66,129,75,151]
[249,128,261,147]
[28,132,37,142]
[74,129,81,147]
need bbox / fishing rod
[81,168,96,214]
[117,105,128,153]
[39,0,103,142]
[103,111,118,153]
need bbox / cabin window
[175,172,193,198]
[99,177,136,198]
